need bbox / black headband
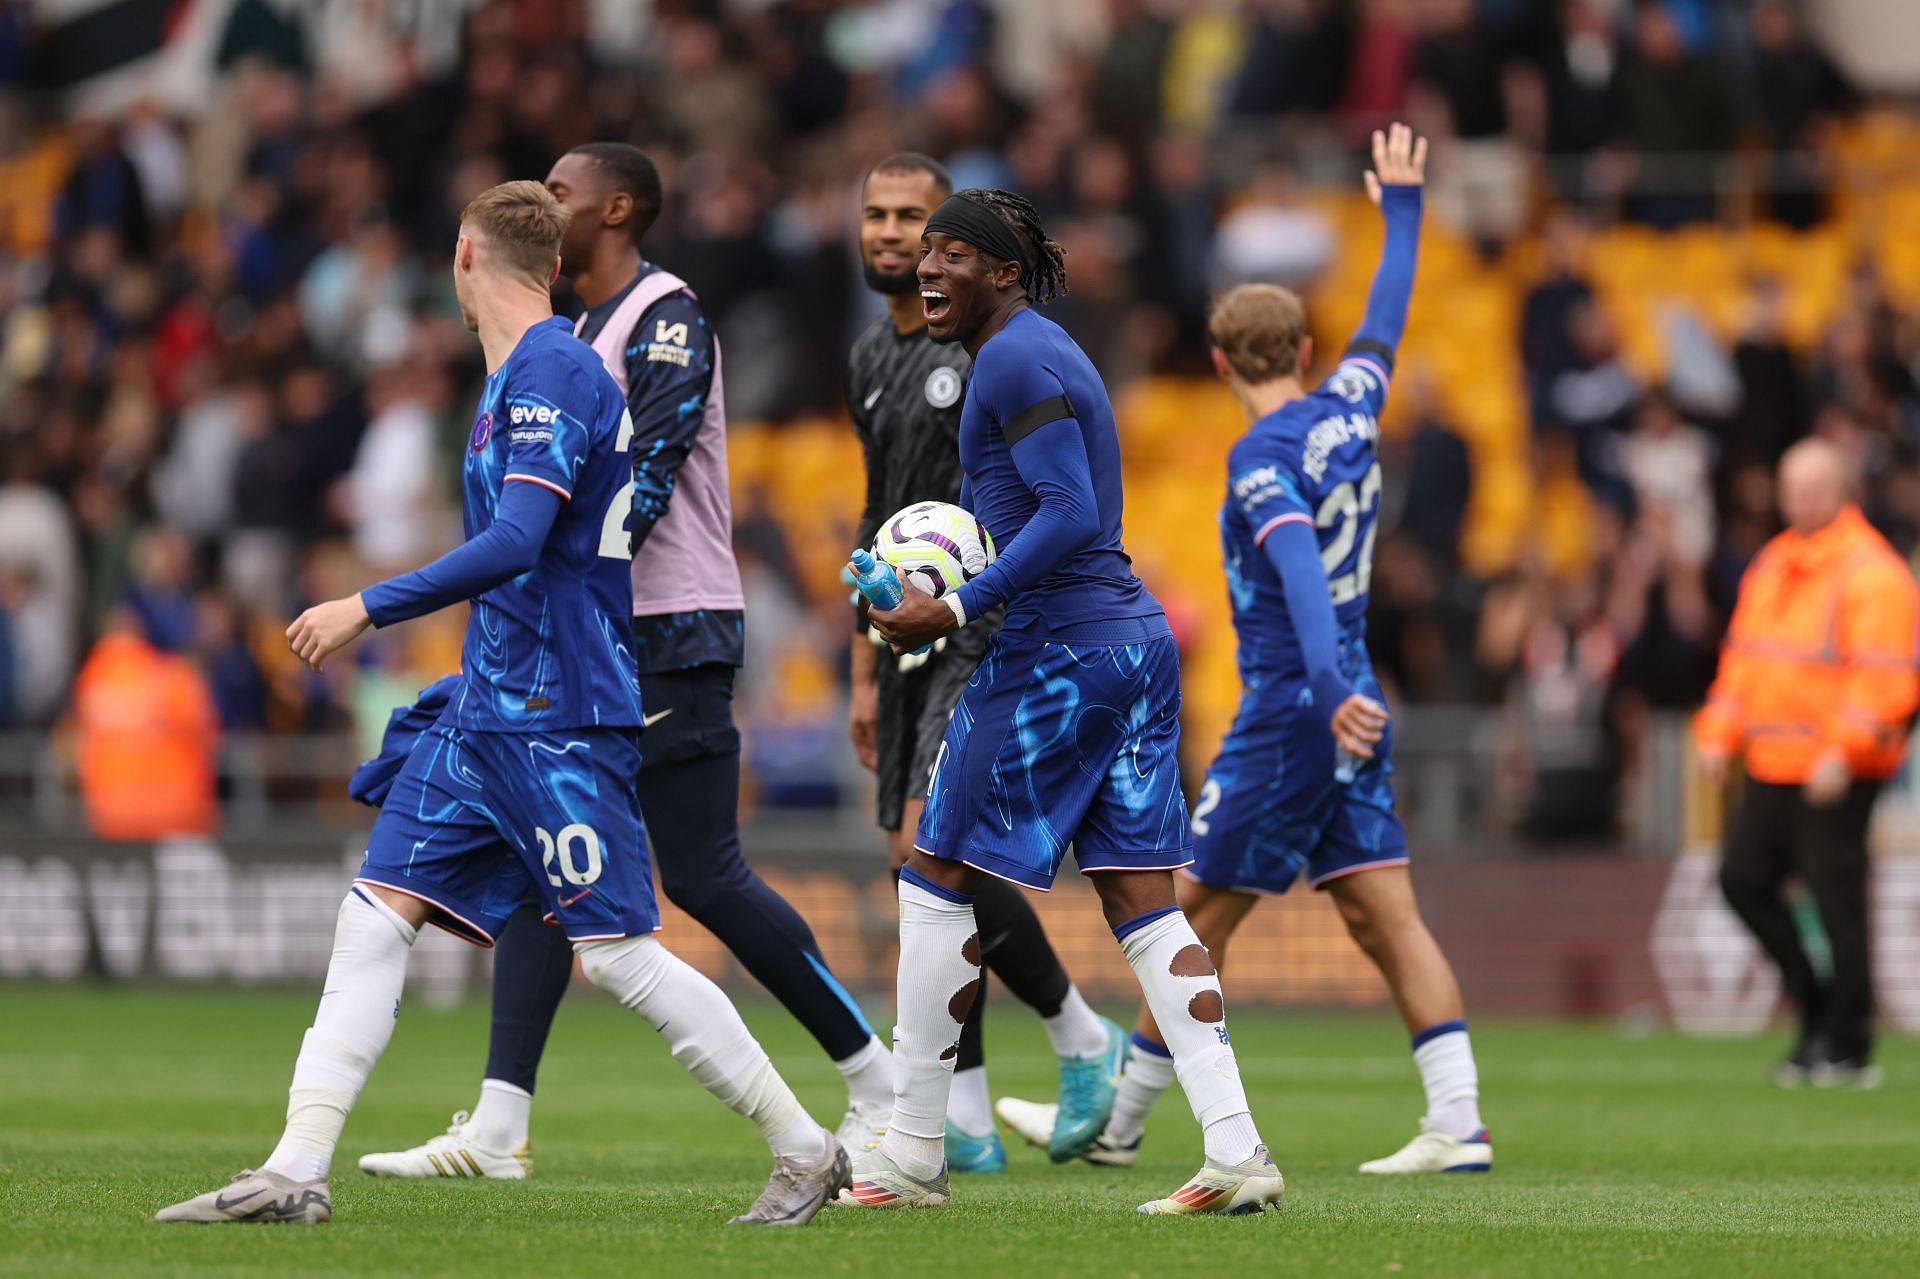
[924,195,1031,281]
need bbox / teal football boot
[1049,1017,1127,1162]
[945,1120,1007,1174]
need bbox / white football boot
[155,1168,331,1223]
[357,1110,531,1180]
[1359,1120,1493,1174]
[1136,1145,1284,1216]
[834,1099,890,1155]
[836,1146,951,1209]
[995,1097,1138,1167]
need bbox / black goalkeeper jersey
[847,314,973,548]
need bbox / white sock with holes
[835,1034,893,1111]
[1412,1021,1483,1139]
[1042,985,1112,1060]
[265,889,417,1182]
[883,872,980,1179]
[469,1079,531,1151]
[1115,909,1264,1167]
[1105,1032,1175,1146]
[947,1065,992,1137]
[576,934,827,1161]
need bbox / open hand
[1364,122,1428,204]
[1330,693,1390,760]
[287,594,372,672]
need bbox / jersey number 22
[1316,462,1381,605]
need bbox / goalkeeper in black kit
[844,153,1127,1170]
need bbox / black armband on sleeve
[1002,394,1075,445]
[1343,338,1395,373]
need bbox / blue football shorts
[916,621,1193,890]
[1185,653,1409,897]
[355,719,658,945]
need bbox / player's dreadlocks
[955,188,1068,305]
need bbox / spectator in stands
[1611,2,1735,226]
[1545,299,1641,511]
[1748,0,1856,229]
[1727,277,1812,472]
[1696,439,1918,1087]
[72,604,220,840]
[1619,392,1716,568]
[1521,208,1597,430]
[1411,0,1526,248]
[0,447,80,725]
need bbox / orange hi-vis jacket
[1694,504,1920,783]
[72,632,220,840]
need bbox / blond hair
[459,180,571,284]
[1207,284,1307,384]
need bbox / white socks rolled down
[1412,1019,1483,1139]
[576,934,826,1162]
[1106,1031,1176,1146]
[834,1034,894,1111]
[1043,985,1112,1060]
[1114,907,1263,1167]
[266,888,418,1182]
[469,1078,532,1151]
[884,870,982,1178]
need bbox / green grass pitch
[2,985,1915,1278]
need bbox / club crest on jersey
[924,366,962,408]
[469,411,494,452]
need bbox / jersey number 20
[1315,462,1381,605]
[597,409,637,559]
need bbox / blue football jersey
[1221,352,1391,685]
[953,308,1161,633]
[444,317,643,731]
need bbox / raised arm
[1347,123,1427,370]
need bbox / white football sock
[1042,985,1111,1060]
[882,871,980,1179]
[577,934,827,1162]
[1412,1020,1483,1139]
[265,888,417,1182]
[1105,1032,1175,1146]
[1115,908,1264,1167]
[835,1034,894,1111]
[948,1065,992,1137]
[469,1078,531,1151]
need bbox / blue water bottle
[849,548,905,609]
[850,548,934,656]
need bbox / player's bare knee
[1092,870,1175,930]
[903,849,979,895]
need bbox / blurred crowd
[0,0,1914,836]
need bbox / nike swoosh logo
[214,1187,266,1212]
[557,888,593,908]
[643,709,673,728]
[864,386,884,411]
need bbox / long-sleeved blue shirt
[952,307,1164,638]
[1220,184,1421,719]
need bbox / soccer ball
[873,501,996,598]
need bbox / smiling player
[155,181,847,1227]
[844,189,1283,1216]
[846,154,1126,1171]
